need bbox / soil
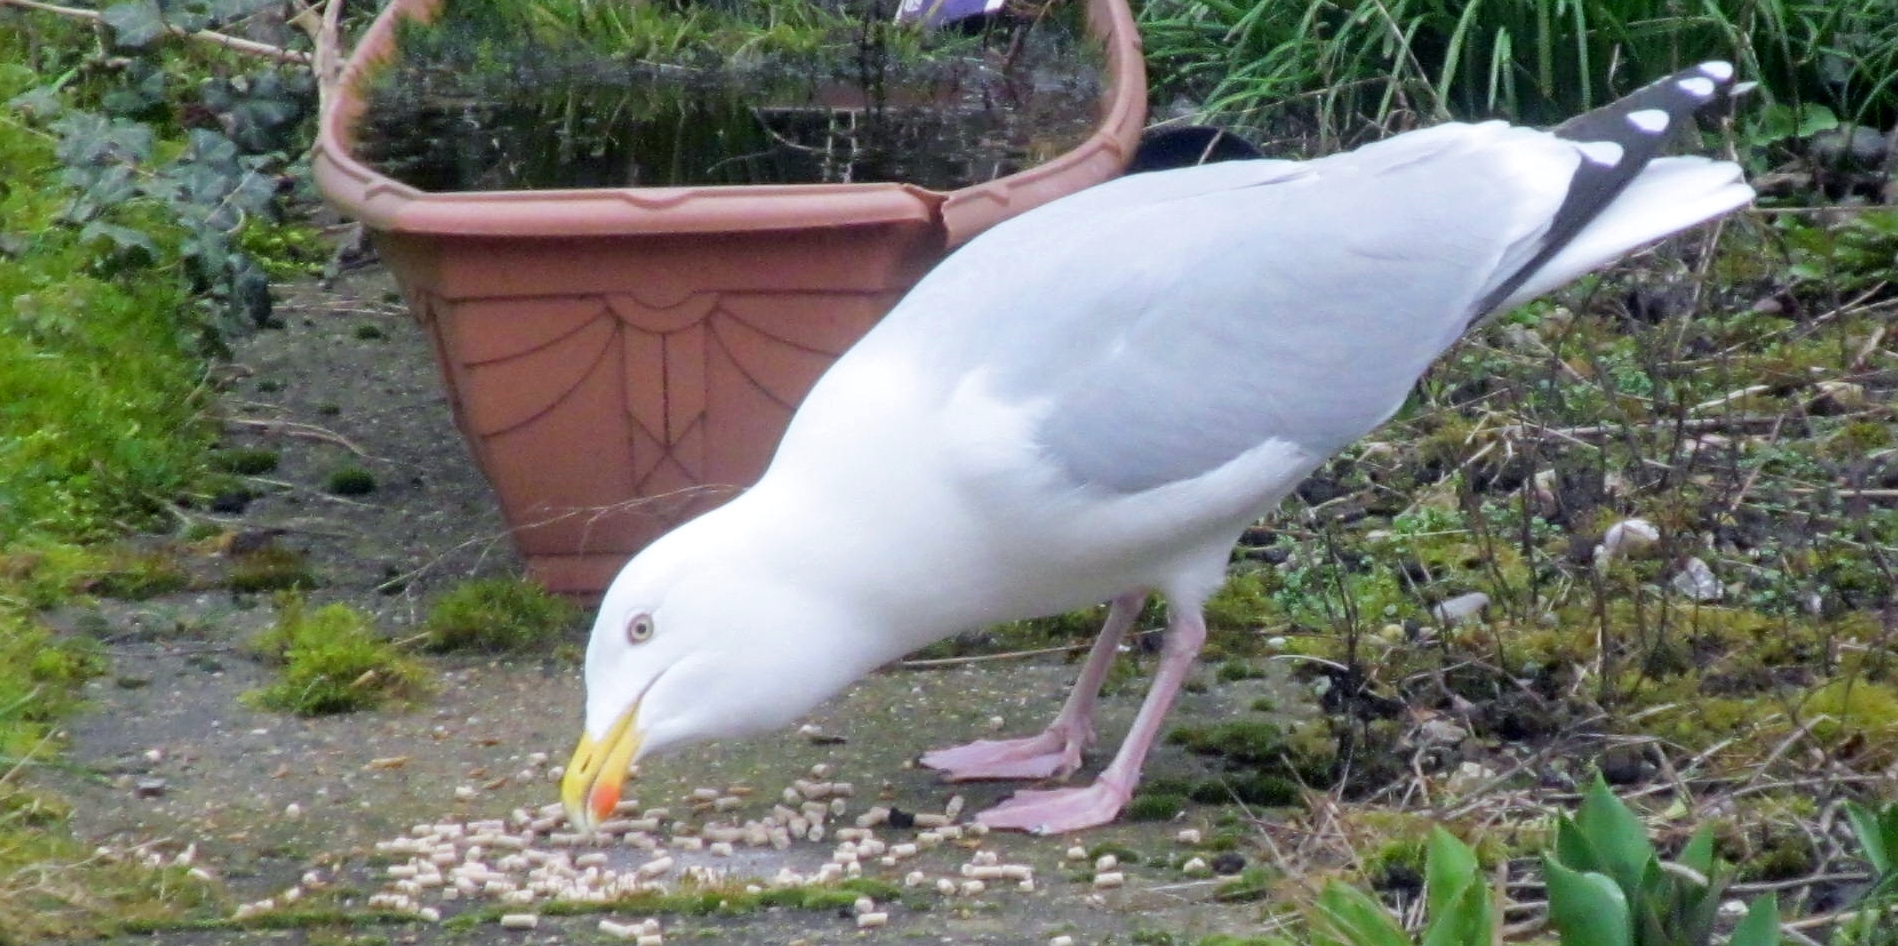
[40,263,1315,945]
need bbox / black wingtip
[1474,62,1742,316]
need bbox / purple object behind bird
[896,0,1007,27]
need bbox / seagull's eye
[626,613,655,645]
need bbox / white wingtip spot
[1698,61,1734,81]
[1731,80,1759,98]
[1572,140,1624,166]
[1677,76,1717,98]
[1626,109,1670,133]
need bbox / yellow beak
[561,704,641,831]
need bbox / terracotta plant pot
[312,0,1146,596]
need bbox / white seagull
[563,62,1754,834]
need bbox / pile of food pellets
[224,758,1200,941]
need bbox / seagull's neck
[695,479,975,664]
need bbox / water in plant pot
[351,0,1106,192]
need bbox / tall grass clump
[1138,0,1898,146]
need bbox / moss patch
[246,596,431,716]
[421,577,580,653]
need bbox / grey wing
[890,62,1745,495]
[972,125,1548,493]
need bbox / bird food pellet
[857,911,888,929]
[1093,871,1125,889]
[1094,854,1117,871]
[960,879,986,896]
[943,795,965,819]
[1176,828,1202,845]
[1065,845,1088,861]
[1050,937,1075,946]
[636,936,664,946]
[913,812,949,828]
[499,914,539,929]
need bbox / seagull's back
[749,64,1751,646]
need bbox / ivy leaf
[7,84,64,119]
[78,220,160,260]
[210,0,283,17]
[227,255,273,327]
[161,0,214,34]
[101,1,171,50]
[52,112,155,167]
[101,63,169,118]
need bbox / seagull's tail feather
[1478,61,1754,316]
[1494,156,1752,311]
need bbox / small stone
[133,777,167,799]
[1209,852,1246,875]
[1182,857,1210,875]
[1430,592,1490,625]
[454,785,477,800]
[1594,518,1660,565]
[1175,828,1201,845]
[1672,557,1722,601]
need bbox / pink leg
[920,592,1147,781]
[975,606,1207,834]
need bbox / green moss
[246,596,431,716]
[227,546,316,593]
[1215,659,1260,682]
[421,577,580,653]
[1168,720,1289,765]
[1125,791,1188,822]
[209,447,280,475]
[1087,843,1142,865]
[85,547,191,599]
[1211,866,1275,902]
[324,466,377,496]
[1188,774,1299,808]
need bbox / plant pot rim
[311,0,1146,245]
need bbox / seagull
[562,62,1754,834]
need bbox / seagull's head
[559,517,879,831]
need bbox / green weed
[246,596,431,716]
[420,577,580,653]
